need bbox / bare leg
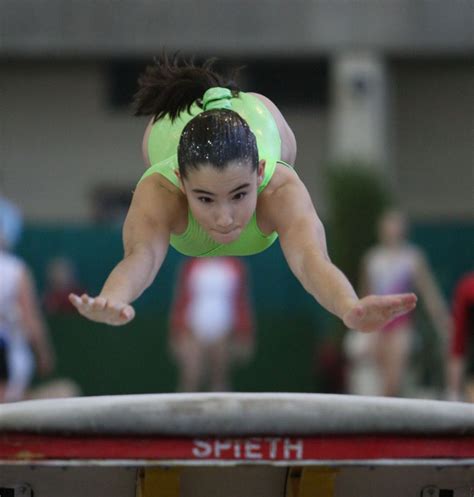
[173,333,205,392]
[374,326,412,397]
[207,335,232,392]
[446,356,465,401]
[465,378,474,403]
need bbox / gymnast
[70,54,417,331]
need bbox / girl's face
[378,210,407,246]
[181,160,265,244]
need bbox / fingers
[388,293,417,308]
[68,293,82,307]
[77,293,96,315]
[349,294,418,333]
[91,296,108,312]
[356,306,364,317]
[389,294,417,316]
[68,293,135,325]
[68,293,91,314]
[402,292,417,304]
[69,293,95,311]
[120,305,135,322]
[370,294,416,317]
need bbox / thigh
[207,336,231,366]
[4,333,34,402]
[172,332,205,368]
[8,334,35,383]
[375,326,412,365]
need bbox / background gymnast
[0,218,55,402]
[345,209,451,397]
[70,54,417,333]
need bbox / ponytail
[133,53,241,122]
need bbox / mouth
[211,227,240,242]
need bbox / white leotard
[186,259,240,344]
[0,252,34,401]
[366,244,417,296]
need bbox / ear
[257,160,266,186]
[175,170,186,193]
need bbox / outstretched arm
[267,170,417,332]
[70,175,181,325]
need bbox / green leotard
[139,88,282,257]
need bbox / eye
[198,196,213,204]
[232,192,247,201]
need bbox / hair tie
[202,87,233,111]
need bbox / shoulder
[130,173,188,234]
[137,169,181,196]
[257,163,316,234]
[258,163,303,215]
[261,162,300,196]
[140,168,182,195]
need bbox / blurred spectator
[43,257,85,315]
[345,209,450,397]
[446,272,474,402]
[0,224,55,402]
[0,192,23,250]
[169,257,255,392]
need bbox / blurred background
[0,0,472,399]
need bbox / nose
[215,206,234,230]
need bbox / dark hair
[134,53,257,178]
[177,110,259,178]
[133,53,240,122]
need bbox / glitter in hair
[177,109,258,178]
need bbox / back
[145,91,281,182]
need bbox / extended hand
[343,293,417,333]
[69,293,135,326]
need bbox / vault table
[0,393,473,496]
